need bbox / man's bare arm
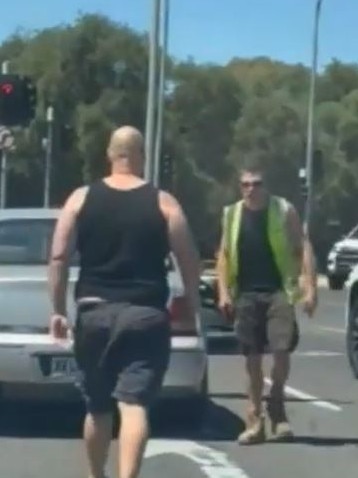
[160,191,201,313]
[301,236,318,289]
[285,204,304,262]
[286,204,317,289]
[48,187,87,316]
[216,235,230,300]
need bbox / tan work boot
[238,411,266,445]
[267,394,293,439]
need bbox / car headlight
[328,250,337,261]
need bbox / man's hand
[300,286,318,318]
[218,291,235,323]
[49,314,71,340]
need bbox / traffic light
[0,74,37,126]
[159,154,174,191]
[299,168,308,198]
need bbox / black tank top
[238,205,282,293]
[75,180,170,308]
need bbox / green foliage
[1,14,358,263]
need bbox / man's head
[107,126,145,175]
[239,163,268,209]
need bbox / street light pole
[303,0,323,236]
[43,106,54,208]
[153,0,170,187]
[144,0,161,182]
[0,60,10,209]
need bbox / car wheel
[347,298,358,379]
[328,276,345,290]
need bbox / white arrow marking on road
[145,439,251,478]
[264,378,341,412]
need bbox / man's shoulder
[64,185,90,214]
[271,195,293,213]
[158,190,184,222]
[222,200,242,214]
[158,189,180,207]
[71,185,90,202]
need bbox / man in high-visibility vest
[216,163,317,445]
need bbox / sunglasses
[240,180,263,188]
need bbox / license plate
[50,356,77,378]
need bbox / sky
[0,0,355,69]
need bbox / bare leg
[84,412,113,478]
[238,354,266,444]
[271,351,290,392]
[246,354,264,415]
[117,402,149,478]
[268,351,292,437]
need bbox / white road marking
[264,378,342,412]
[145,439,251,478]
[0,276,77,282]
[317,276,328,288]
[316,326,346,334]
[294,350,343,357]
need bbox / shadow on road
[0,398,244,443]
[206,336,239,356]
[267,435,358,447]
[151,399,245,441]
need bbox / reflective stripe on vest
[222,196,300,304]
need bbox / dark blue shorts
[73,302,170,413]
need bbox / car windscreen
[348,224,358,240]
[0,218,78,265]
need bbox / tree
[2,19,358,264]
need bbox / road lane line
[316,326,345,334]
[294,351,343,357]
[145,439,251,478]
[264,378,342,412]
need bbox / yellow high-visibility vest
[221,196,300,304]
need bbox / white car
[0,208,208,425]
[344,264,358,377]
[327,224,358,290]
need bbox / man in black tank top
[48,126,200,478]
[216,163,317,445]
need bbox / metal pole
[153,0,170,187]
[303,0,323,236]
[44,106,54,208]
[144,0,161,182]
[0,60,10,209]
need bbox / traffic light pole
[0,139,7,209]
[303,0,323,236]
[0,60,10,208]
[153,0,170,187]
[144,0,161,182]
[44,106,54,208]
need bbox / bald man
[48,126,200,478]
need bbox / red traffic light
[0,83,14,95]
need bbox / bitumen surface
[0,288,357,478]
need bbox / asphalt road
[0,288,357,478]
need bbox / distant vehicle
[0,208,208,426]
[345,264,358,378]
[327,224,358,290]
